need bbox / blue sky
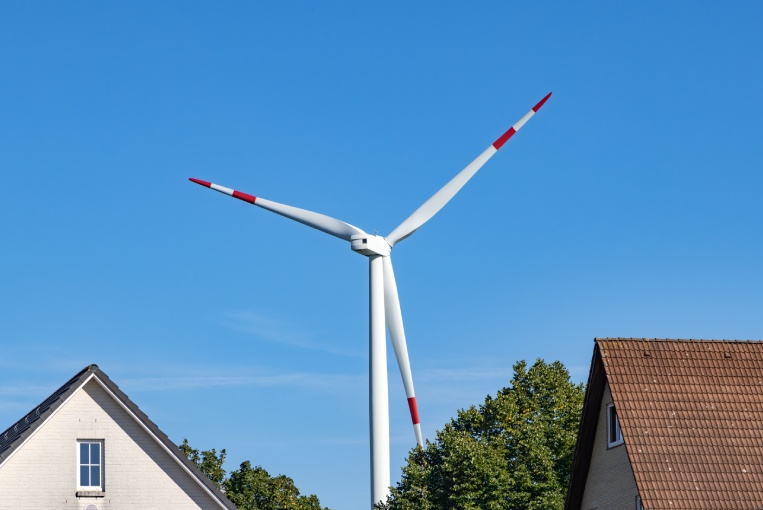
[2,3,762,508]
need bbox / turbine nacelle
[351,234,392,257]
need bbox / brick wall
[0,377,224,509]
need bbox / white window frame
[77,440,104,491]
[607,403,623,447]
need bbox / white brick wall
[580,382,639,510]
[0,377,225,509]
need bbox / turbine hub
[351,234,391,257]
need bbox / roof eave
[565,341,606,510]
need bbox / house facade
[0,365,236,509]
[577,381,639,509]
[566,338,763,510]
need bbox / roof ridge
[0,364,95,456]
[594,337,763,343]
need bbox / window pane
[608,405,620,444]
[90,465,100,487]
[80,465,89,486]
[91,443,100,465]
[80,443,89,463]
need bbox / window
[636,495,644,510]
[78,440,103,490]
[607,403,623,447]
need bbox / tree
[180,440,329,510]
[381,359,584,510]
[179,438,227,490]
[225,461,328,510]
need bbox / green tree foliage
[179,438,227,490]
[180,440,329,510]
[226,461,328,510]
[381,359,584,510]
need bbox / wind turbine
[189,92,551,507]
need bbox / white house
[0,364,236,509]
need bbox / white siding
[0,378,225,509]
[580,382,639,510]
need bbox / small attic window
[77,440,104,491]
[607,403,623,448]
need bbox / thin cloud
[0,400,27,411]
[237,435,368,450]
[120,371,364,393]
[416,367,511,382]
[0,357,87,373]
[221,311,363,358]
[0,384,58,397]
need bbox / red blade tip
[407,397,420,424]
[532,92,552,112]
[189,178,211,187]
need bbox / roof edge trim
[0,372,96,470]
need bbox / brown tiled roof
[568,338,763,510]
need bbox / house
[566,338,763,510]
[0,364,236,509]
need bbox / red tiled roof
[570,339,763,509]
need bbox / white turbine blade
[189,178,366,241]
[385,92,552,247]
[382,256,423,447]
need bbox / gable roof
[0,364,236,509]
[567,338,763,510]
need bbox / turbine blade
[385,92,552,246]
[382,256,423,447]
[189,178,366,241]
